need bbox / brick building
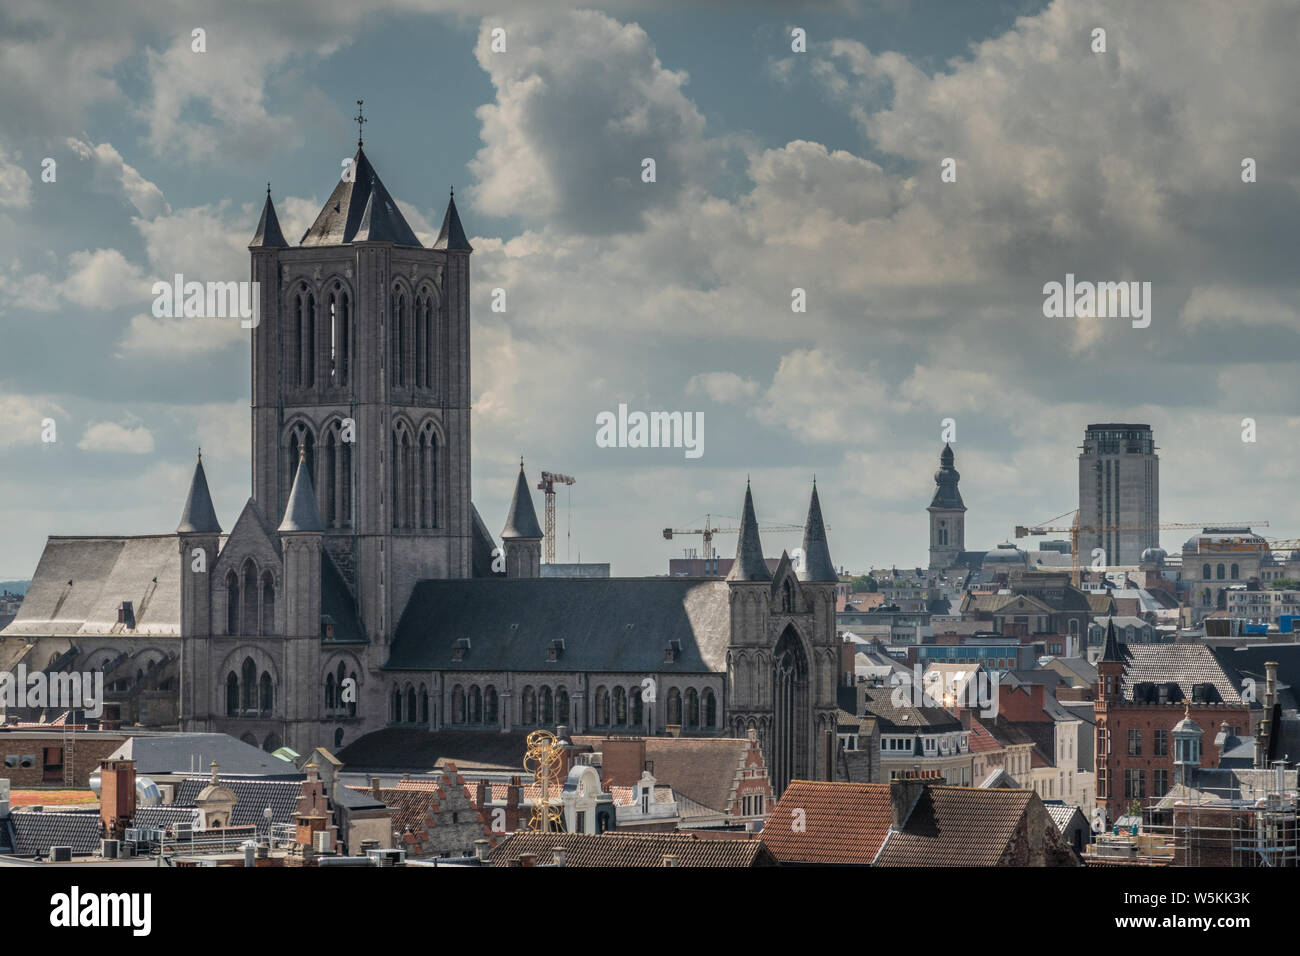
[1094,621,1248,822]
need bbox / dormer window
[663,639,681,664]
[452,638,470,662]
[547,639,565,662]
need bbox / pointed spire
[249,188,288,248]
[279,449,323,532]
[502,459,543,539]
[799,482,837,582]
[434,188,472,251]
[726,482,770,582]
[1100,617,1124,663]
[301,146,421,247]
[177,450,222,533]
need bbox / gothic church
[2,141,843,795]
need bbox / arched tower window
[540,686,553,725]
[300,289,316,388]
[390,685,401,723]
[771,627,811,796]
[418,422,438,529]
[391,421,414,530]
[556,688,569,725]
[260,672,273,715]
[415,292,426,391]
[348,671,358,717]
[613,686,627,725]
[325,673,336,710]
[327,283,351,388]
[321,421,353,529]
[226,672,239,716]
[241,657,257,712]
[261,571,275,635]
[392,290,406,388]
[703,689,717,728]
[687,688,700,728]
[242,560,259,636]
[485,686,499,724]
[225,570,239,635]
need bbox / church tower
[724,482,840,797]
[248,142,473,647]
[501,460,543,578]
[927,443,966,570]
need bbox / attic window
[547,639,565,662]
[452,638,471,662]
[117,601,135,629]
[664,640,681,664]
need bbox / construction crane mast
[537,471,576,565]
[1015,510,1269,587]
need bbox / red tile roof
[760,781,892,865]
[874,786,1034,866]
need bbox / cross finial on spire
[266,182,271,197]
[519,456,525,470]
[355,99,367,147]
[197,446,202,462]
[450,185,455,197]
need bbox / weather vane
[355,99,366,147]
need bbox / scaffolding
[1135,762,1299,867]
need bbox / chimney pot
[552,846,566,867]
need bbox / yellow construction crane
[1014,510,1269,587]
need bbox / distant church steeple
[928,443,966,570]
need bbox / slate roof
[1044,801,1086,834]
[726,484,770,582]
[132,806,201,830]
[6,808,102,857]
[337,729,533,772]
[386,578,731,673]
[1119,643,1243,704]
[761,781,892,865]
[874,786,1035,866]
[177,454,221,533]
[300,147,421,247]
[798,483,837,582]
[470,504,499,578]
[501,463,542,539]
[279,455,324,532]
[249,191,288,248]
[106,732,300,775]
[321,551,365,644]
[929,444,965,510]
[433,191,472,252]
[1,535,183,638]
[173,775,304,827]
[571,735,752,814]
[491,831,776,867]
[860,686,962,733]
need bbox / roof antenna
[355,99,366,147]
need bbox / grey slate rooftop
[386,577,731,673]
[726,483,770,582]
[798,482,837,583]
[105,732,300,776]
[1119,643,1243,705]
[173,775,304,827]
[501,462,543,540]
[5,808,102,858]
[299,147,421,247]
[1,534,185,638]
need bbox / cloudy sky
[1,0,1297,580]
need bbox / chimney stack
[1266,661,1279,710]
[552,846,567,867]
[99,759,137,838]
[890,771,930,829]
[518,852,535,868]
[474,839,490,863]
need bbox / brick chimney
[889,770,930,829]
[99,758,137,838]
